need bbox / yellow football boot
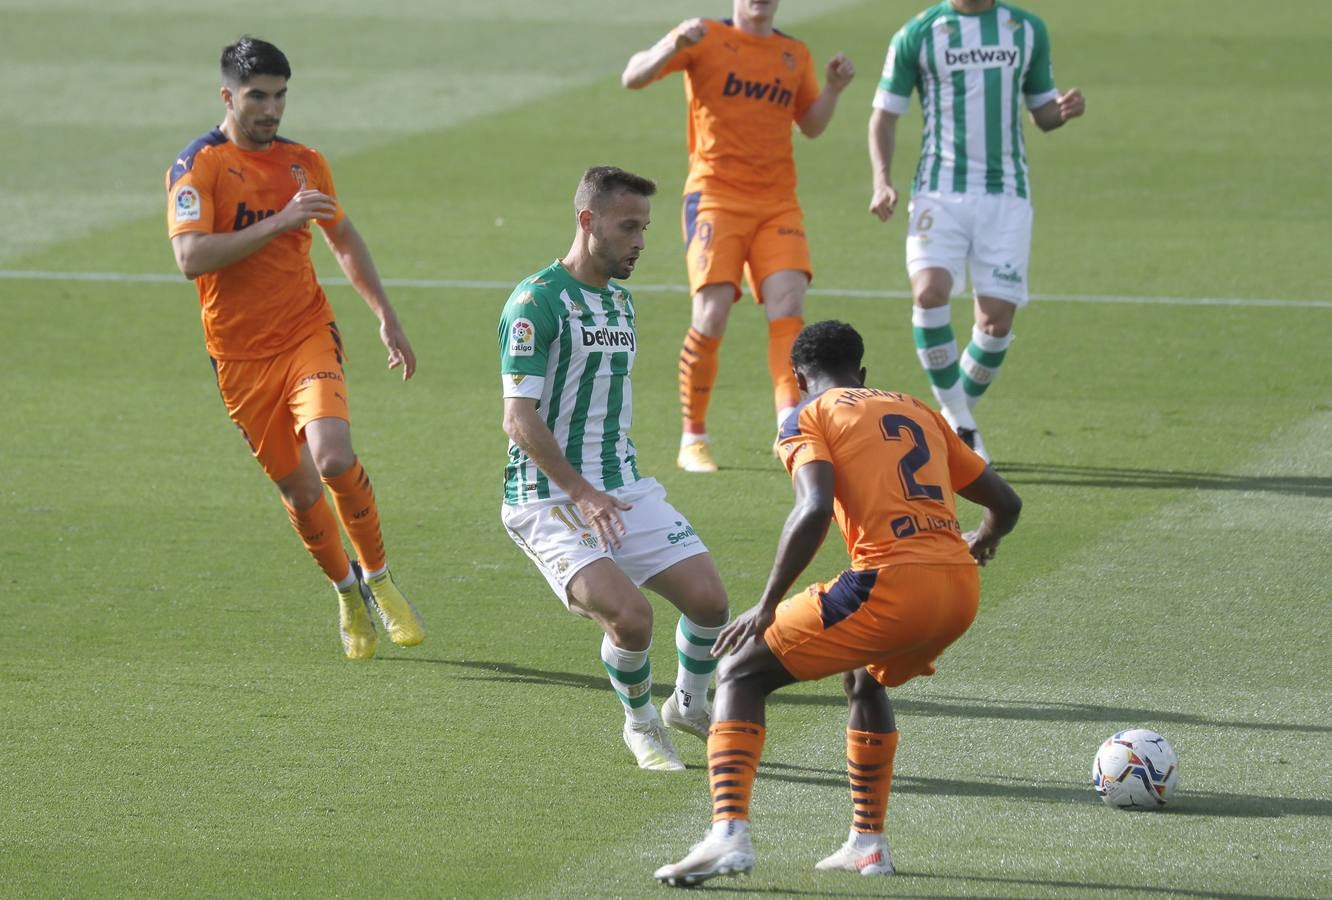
[365,569,425,647]
[336,567,378,660]
[676,440,718,473]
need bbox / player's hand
[1057,88,1085,122]
[672,18,707,50]
[825,53,856,92]
[712,603,776,657]
[964,529,1001,567]
[869,180,899,222]
[276,189,338,232]
[379,315,416,380]
[573,489,633,550]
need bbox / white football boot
[814,833,895,876]
[655,823,755,887]
[623,716,685,771]
[661,693,711,742]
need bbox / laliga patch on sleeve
[174,185,201,222]
[509,317,536,356]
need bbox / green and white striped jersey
[875,2,1058,200]
[499,261,641,506]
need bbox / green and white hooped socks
[674,615,725,713]
[601,635,655,725]
[912,305,975,429]
[961,325,1013,409]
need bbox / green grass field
[2,0,1330,896]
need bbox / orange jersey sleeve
[778,388,982,568]
[165,130,341,360]
[654,20,818,198]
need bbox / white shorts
[905,192,1033,306]
[500,476,709,606]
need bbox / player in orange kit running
[622,1,855,472]
[165,36,424,660]
[654,320,1022,886]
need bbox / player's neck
[558,249,609,290]
[805,372,864,395]
[950,0,997,14]
[733,13,775,38]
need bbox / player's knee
[313,446,356,478]
[914,282,950,309]
[278,480,323,511]
[844,669,883,702]
[604,603,653,649]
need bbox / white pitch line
[1,269,1329,309]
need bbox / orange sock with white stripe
[848,729,899,833]
[708,721,766,823]
[680,327,722,436]
[322,458,386,574]
[284,494,351,583]
[767,316,803,416]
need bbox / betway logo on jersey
[581,325,635,352]
[722,72,794,107]
[943,48,1020,69]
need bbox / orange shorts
[211,322,350,481]
[763,563,980,687]
[681,190,812,302]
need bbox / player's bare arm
[868,108,900,222]
[956,466,1022,566]
[502,397,632,548]
[713,460,834,656]
[796,53,855,138]
[1031,87,1085,132]
[621,18,707,89]
[322,217,416,380]
[170,189,337,279]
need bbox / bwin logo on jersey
[722,72,794,107]
[581,325,635,351]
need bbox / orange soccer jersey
[777,387,988,569]
[165,128,346,361]
[654,19,820,198]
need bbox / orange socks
[679,327,722,435]
[847,729,899,833]
[322,458,386,574]
[708,721,766,823]
[767,316,803,414]
[284,494,351,582]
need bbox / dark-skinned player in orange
[655,320,1022,885]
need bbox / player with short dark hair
[655,319,1022,886]
[499,167,731,772]
[165,36,424,659]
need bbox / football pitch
[2,0,1329,896]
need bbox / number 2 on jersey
[879,414,944,501]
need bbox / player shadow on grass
[756,761,1332,820]
[695,878,1306,900]
[996,461,1332,498]
[391,659,1331,738]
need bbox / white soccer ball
[1092,728,1179,808]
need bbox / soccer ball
[1092,728,1179,808]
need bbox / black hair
[574,166,657,212]
[790,320,865,376]
[220,37,291,85]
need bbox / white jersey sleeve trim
[1025,88,1058,111]
[501,373,546,401]
[873,90,911,115]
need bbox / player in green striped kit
[868,0,1084,460]
[499,166,730,771]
